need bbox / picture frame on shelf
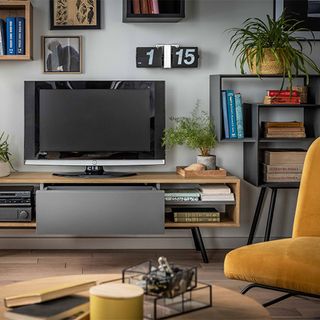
[274,0,320,39]
[50,0,101,30]
[42,36,82,74]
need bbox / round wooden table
[0,274,271,320]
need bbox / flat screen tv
[24,81,165,177]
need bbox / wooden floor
[0,249,319,319]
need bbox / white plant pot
[0,161,10,177]
[197,155,216,170]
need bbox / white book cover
[201,193,235,201]
[199,184,231,194]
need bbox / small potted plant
[162,105,217,169]
[0,132,12,177]
[228,14,320,89]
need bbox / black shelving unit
[210,74,320,243]
[123,0,185,22]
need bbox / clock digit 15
[172,47,199,68]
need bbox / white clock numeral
[146,49,154,65]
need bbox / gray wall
[0,0,312,249]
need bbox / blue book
[6,17,16,55]
[221,90,230,139]
[0,19,5,55]
[234,93,244,139]
[226,90,238,138]
[16,17,25,55]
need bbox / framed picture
[274,0,320,39]
[50,0,101,30]
[42,36,82,73]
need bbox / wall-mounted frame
[274,0,320,39]
[50,0,101,30]
[42,36,82,74]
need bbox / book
[6,17,16,55]
[16,17,25,55]
[140,0,149,13]
[174,217,220,223]
[263,96,301,104]
[264,150,307,165]
[266,127,305,133]
[165,196,199,202]
[150,0,159,14]
[173,208,220,218]
[165,189,200,197]
[199,184,231,195]
[264,172,302,182]
[226,90,238,138]
[234,93,244,139]
[132,0,141,13]
[263,164,303,174]
[221,90,230,139]
[265,132,306,138]
[4,280,96,308]
[4,295,89,320]
[0,19,5,55]
[267,90,300,97]
[263,121,304,128]
[201,193,235,201]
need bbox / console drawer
[36,187,164,235]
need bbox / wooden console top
[0,172,240,184]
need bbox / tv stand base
[53,166,137,178]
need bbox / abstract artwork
[50,0,101,30]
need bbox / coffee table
[0,274,271,320]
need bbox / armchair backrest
[293,137,320,238]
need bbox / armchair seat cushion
[224,237,320,295]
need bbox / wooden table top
[0,274,270,320]
[0,172,240,184]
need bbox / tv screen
[25,81,165,166]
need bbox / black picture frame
[50,0,101,30]
[274,0,320,39]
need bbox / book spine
[263,164,303,173]
[221,90,230,139]
[174,217,220,223]
[234,93,244,139]
[264,173,302,182]
[140,0,149,13]
[6,17,16,55]
[266,127,305,132]
[150,0,159,14]
[173,212,220,218]
[165,197,199,201]
[267,90,299,97]
[265,133,306,138]
[264,121,304,128]
[16,17,25,55]
[226,90,237,138]
[0,19,5,55]
[132,0,141,14]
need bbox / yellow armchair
[224,138,320,306]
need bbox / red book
[132,0,141,14]
[150,0,159,14]
[267,90,300,97]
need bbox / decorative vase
[0,161,10,177]
[248,48,284,75]
[197,155,216,170]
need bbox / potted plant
[162,105,217,169]
[228,14,320,89]
[0,132,12,177]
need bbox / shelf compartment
[0,0,33,61]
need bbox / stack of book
[3,280,94,320]
[165,189,200,202]
[221,90,246,139]
[132,0,159,14]
[0,17,25,56]
[263,150,307,182]
[263,121,306,139]
[263,90,301,105]
[172,208,220,223]
[199,184,235,202]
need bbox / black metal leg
[191,227,201,251]
[263,293,294,307]
[241,283,258,295]
[194,227,209,263]
[264,188,278,241]
[247,187,267,245]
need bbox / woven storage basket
[248,48,284,75]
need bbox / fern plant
[162,105,216,157]
[0,132,12,166]
[228,14,320,89]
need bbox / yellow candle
[90,283,144,320]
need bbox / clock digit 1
[176,49,184,65]
[146,49,155,65]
